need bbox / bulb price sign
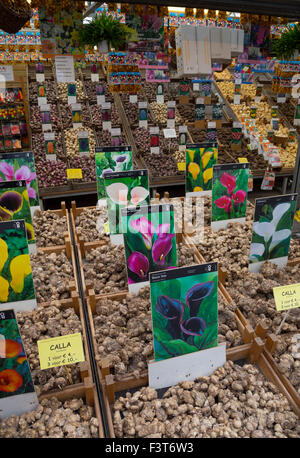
[37,333,85,370]
[273,283,300,312]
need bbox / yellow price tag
[273,283,300,312]
[104,221,109,234]
[295,209,300,222]
[67,168,82,179]
[177,162,186,171]
[37,333,85,370]
[238,157,248,163]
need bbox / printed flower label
[0,180,36,252]
[95,146,133,202]
[0,309,38,419]
[103,169,150,235]
[0,220,37,312]
[211,163,250,231]
[186,143,218,197]
[0,151,40,213]
[37,333,85,370]
[273,283,300,312]
[249,193,298,273]
[121,203,177,294]
[149,262,218,362]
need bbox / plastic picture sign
[95,146,133,202]
[0,220,37,312]
[121,204,177,294]
[150,262,218,362]
[0,309,38,419]
[249,194,298,273]
[0,151,40,217]
[211,163,250,231]
[0,180,36,253]
[186,143,218,197]
[103,169,150,238]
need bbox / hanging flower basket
[0,1,32,34]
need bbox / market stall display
[0,4,300,442]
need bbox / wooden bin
[101,336,300,437]
[85,274,247,383]
[34,201,72,252]
[34,241,80,310]
[70,200,109,252]
[38,377,105,438]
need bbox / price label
[163,128,177,138]
[238,157,249,163]
[104,221,110,234]
[67,168,82,179]
[37,333,85,370]
[130,95,138,103]
[177,162,186,171]
[273,283,300,312]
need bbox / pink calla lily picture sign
[0,152,40,217]
[249,194,298,273]
[121,204,177,294]
[211,163,250,231]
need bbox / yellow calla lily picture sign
[0,180,36,254]
[186,143,218,197]
[0,220,37,313]
[295,209,300,222]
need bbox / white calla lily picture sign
[249,194,298,273]
[103,169,150,237]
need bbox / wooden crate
[38,378,104,438]
[34,201,72,251]
[101,336,300,437]
[34,242,80,310]
[70,201,109,256]
[85,268,246,383]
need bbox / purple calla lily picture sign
[0,152,40,218]
[121,204,177,294]
[211,163,250,231]
[150,263,218,362]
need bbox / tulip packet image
[121,204,178,294]
[150,262,218,362]
[185,143,218,197]
[249,193,298,273]
[0,151,40,216]
[103,169,150,237]
[211,163,250,231]
[0,180,36,253]
[0,308,38,419]
[0,219,37,312]
[95,146,133,202]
